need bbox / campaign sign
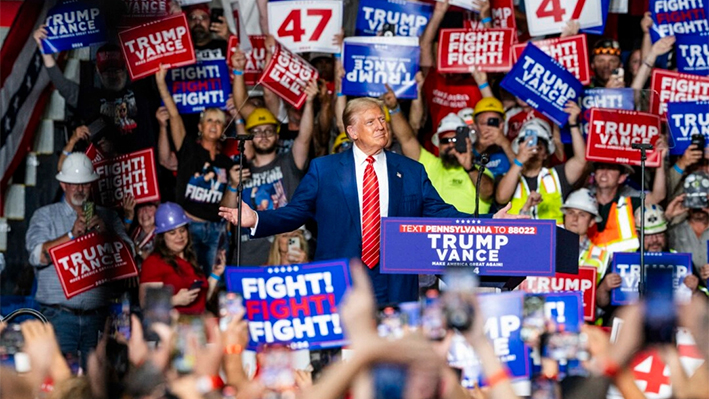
[611,252,693,305]
[479,291,530,380]
[667,101,709,155]
[224,259,352,350]
[438,29,515,73]
[380,218,557,276]
[165,59,231,113]
[580,88,635,134]
[119,0,171,29]
[524,0,603,36]
[118,13,196,80]
[41,1,108,54]
[649,69,709,119]
[49,232,138,299]
[342,36,420,99]
[356,0,432,37]
[492,0,518,32]
[675,33,709,76]
[259,44,319,109]
[650,0,709,42]
[85,143,106,164]
[512,35,590,85]
[542,292,584,332]
[437,0,482,12]
[501,43,583,126]
[580,0,610,35]
[268,0,343,53]
[585,109,662,167]
[520,267,597,321]
[227,35,267,86]
[92,148,160,207]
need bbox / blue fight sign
[667,101,709,155]
[675,33,709,76]
[650,0,709,43]
[41,0,108,54]
[355,0,433,37]
[611,252,693,305]
[342,36,420,99]
[579,88,635,137]
[501,43,583,126]
[381,218,558,276]
[165,59,231,114]
[224,259,352,350]
[479,291,530,380]
[543,292,584,333]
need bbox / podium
[380,217,579,290]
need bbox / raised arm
[33,26,79,108]
[292,79,318,170]
[562,101,587,185]
[230,49,258,119]
[409,71,426,132]
[155,65,186,151]
[419,0,449,70]
[631,36,675,90]
[382,84,421,160]
[262,36,285,118]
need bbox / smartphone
[210,8,224,22]
[87,118,107,140]
[83,201,95,225]
[531,376,561,399]
[399,301,421,330]
[377,306,405,339]
[219,292,244,331]
[422,290,447,340]
[643,266,676,344]
[373,364,407,399]
[455,126,470,154]
[173,317,206,374]
[0,324,26,372]
[486,117,500,127]
[524,129,538,148]
[142,286,173,342]
[521,295,546,344]
[542,331,589,361]
[612,67,625,78]
[380,23,396,37]
[259,345,296,392]
[189,280,204,290]
[287,237,300,253]
[109,293,132,340]
[691,134,705,155]
[442,267,478,331]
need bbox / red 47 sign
[524,0,603,37]
[268,0,343,54]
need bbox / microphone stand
[631,142,653,297]
[474,154,490,219]
[233,134,254,268]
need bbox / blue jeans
[189,220,226,275]
[40,305,107,371]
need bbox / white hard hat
[634,204,667,235]
[56,152,99,184]
[457,108,475,126]
[432,113,475,147]
[511,118,555,155]
[561,188,602,222]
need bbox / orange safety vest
[588,196,639,254]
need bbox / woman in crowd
[139,202,224,315]
[122,195,157,261]
[266,229,310,265]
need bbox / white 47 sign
[524,0,602,36]
[268,0,343,54]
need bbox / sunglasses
[439,137,459,144]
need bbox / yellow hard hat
[473,97,506,120]
[332,132,352,153]
[245,108,280,133]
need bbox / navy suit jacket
[254,148,476,304]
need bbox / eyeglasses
[189,14,209,22]
[252,129,277,138]
[439,137,459,144]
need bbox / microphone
[631,143,653,150]
[474,154,490,219]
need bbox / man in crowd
[219,98,520,304]
[468,98,514,180]
[590,38,623,88]
[495,103,586,224]
[382,87,494,215]
[561,188,609,281]
[25,153,131,365]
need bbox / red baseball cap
[96,44,125,72]
[184,4,210,17]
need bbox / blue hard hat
[154,202,190,234]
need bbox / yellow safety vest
[579,242,610,283]
[588,196,639,254]
[510,167,564,224]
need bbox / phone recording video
[422,289,447,340]
[377,306,406,339]
[643,266,677,345]
[173,317,206,374]
[109,293,132,340]
[219,292,244,331]
[0,324,25,371]
[210,8,224,22]
[442,267,478,331]
[524,129,538,148]
[259,345,296,395]
[521,295,546,344]
[455,126,470,154]
[142,286,173,342]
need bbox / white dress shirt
[353,143,389,226]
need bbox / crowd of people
[2,0,708,398]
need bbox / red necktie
[361,156,380,269]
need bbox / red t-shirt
[140,254,208,315]
[505,108,552,141]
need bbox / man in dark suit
[220,98,517,304]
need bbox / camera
[683,173,709,209]
[691,134,705,156]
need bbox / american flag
[0,0,54,214]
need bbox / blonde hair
[342,98,385,135]
[267,230,309,265]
